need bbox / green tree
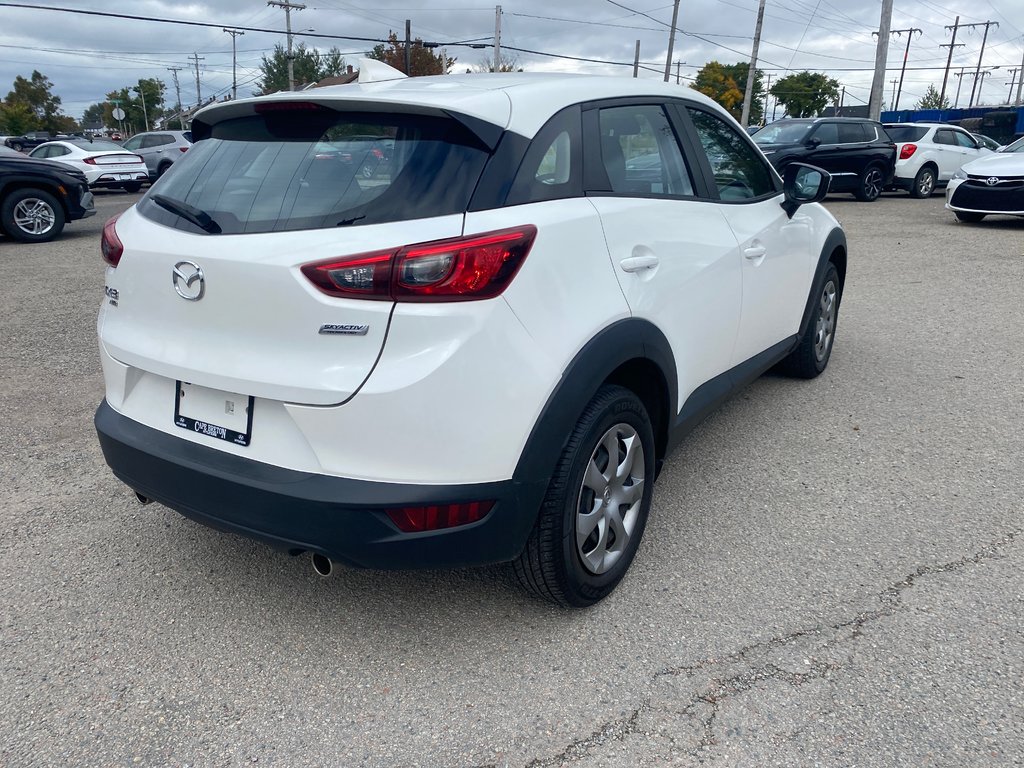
[368,33,454,76]
[691,61,763,123]
[0,101,36,134]
[105,79,165,135]
[769,71,840,118]
[915,84,950,110]
[4,70,67,133]
[255,44,348,94]
[82,102,106,129]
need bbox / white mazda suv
[95,65,847,607]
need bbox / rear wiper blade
[336,214,366,227]
[152,194,222,234]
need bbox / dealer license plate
[174,381,254,446]
[118,174,132,180]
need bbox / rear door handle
[620,255,659,273]
[744,244,767,260]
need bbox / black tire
[0,188,66,243]
[954,211,986,223]
[513,385,656,608]
[10,142,23,152]
[910,165,936,198]
[777,262,841,379]
[121,182,142,193]
[854,164,885,202]
[156,162,172,179]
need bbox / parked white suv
[885,122,993,197]
[95,66,847,607]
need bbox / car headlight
[952,168,968,181]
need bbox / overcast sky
[1,0,1023,120]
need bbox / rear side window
[506,106,582,205]
[885,126,928,142]
[934,130,957,146]
[837,123,867,143]
[688,108,776,200]
[138,111,490,234]
[953,131,977,148]
[812,123,839,145]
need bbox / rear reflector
[302,225,537,302]
[101,214,123,267]
[386,501,494,533]
[899,143,917,160]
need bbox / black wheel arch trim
[512,318,677,489]
[797,226,847,342]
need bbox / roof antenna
[357,58,408,84]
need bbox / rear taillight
[301,225,537,302]
[386,501,494,533]
[83,156,97,165]
[899,143,917,160]
[101,214,123,267]
[180,146,189,152]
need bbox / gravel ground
[1,189,1022,767]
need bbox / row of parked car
[0,130,192,242]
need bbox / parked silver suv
[121,130,192,179]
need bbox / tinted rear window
[137,111,489,234]
[885,126,928,142]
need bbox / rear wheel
[777,262,841,379]
[513,385,655,607]
[910,166,936,198]
[1,189,66,243]
[122,182,142,193]
[854,165,884,202]
[954,211,986,223]
[10,142,23,152]
[156,162,172,179]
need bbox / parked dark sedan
[0,146,96,242]
[752,118,896,201]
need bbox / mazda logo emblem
[986,177,1000,187]
[172,260,205,301]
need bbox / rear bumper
[94,400,541,569]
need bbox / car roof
[194,72,728,139]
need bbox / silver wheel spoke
[621,478,644,505]
[615,434,640,483]
[583,457,607,493]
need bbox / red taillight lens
[179,146,189,153]
[386,501,494,533]
[83,156,97,165]
[301,226,537,302]
[101,214,123,267]
[899,143,917,159]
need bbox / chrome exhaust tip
[311,553,333,577]
[133,491,152,505]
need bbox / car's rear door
[583,99,743,409]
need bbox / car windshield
[884,126,928,142]
[69,140,125,151]
[752,122,812,145]
[137,110,490,235]
[1000,136,1024,153]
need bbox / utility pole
[632,40,640,78]
[939,16,964,107]
[675,60,681,85]
[663,0,680,83]
[953,67,967,108]
[763,72,772,124]
[405,19,412,74]
[965,21,998,108]
[740,0,766,128]
[838,86,846,116]
[135,84,149,131]
[974,68,997,107]
[868,0,894,120]
[493,6,502,73]
[188,52,204,105]
[267,0,306,92]
[890,28,922,112]
[1017,45,1024,105]
[1008,69,1020,104]
[166,66,183,127]
[223,28,245,99]
[889,78,898,111]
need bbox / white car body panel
[29,140,148,186]
[888,123,992,185]
[945,149,1024,216]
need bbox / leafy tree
[82,102,106,129]
[691,61,763,123]
[915,84,950,110]
[469,53,521,73]
[769,72,840,118]
[255,44,348,94]
[105,79,165,135]
[368,33,454,76]
[4,70,68,133]
[0,101,36,134]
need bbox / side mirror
[781,162,830,217]
[805,136,821,149]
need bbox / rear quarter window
[885,126,928,142]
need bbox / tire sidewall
[2,189,65,243]
[912,166,935,198]
[556,390,656,604]
[858,165,883,201]
[811,263,841,373]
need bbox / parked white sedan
[884,123,993,198]
[28,139,148,192]
[946,135,1024,223]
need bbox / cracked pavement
[2,193,1023,766]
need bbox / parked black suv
[4,132,53,153]
[0,147,96,242]
[752,118,896,202]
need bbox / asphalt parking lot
[2,189,1022,767]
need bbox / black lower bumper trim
[94,400,542,569]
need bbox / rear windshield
[884,126,928,142]
[752,122,812,145]
[137,111,490,234]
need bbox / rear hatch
[101,106,493,406]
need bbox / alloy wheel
[863,169,883,200]
[815,279,837,362]
[576,423,645,575]
[917,171,935,196]
[13,197,56,236]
